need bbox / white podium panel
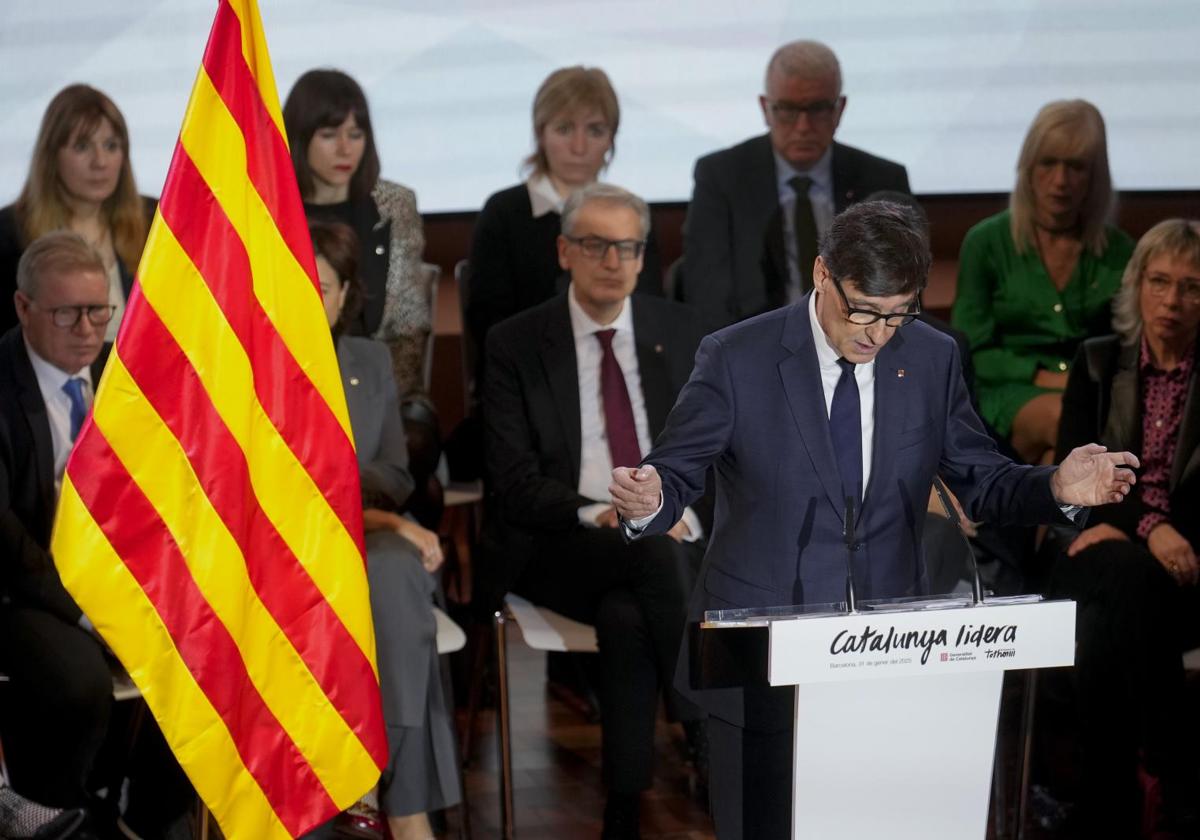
[704,598,1077,840]
[768,600,1076,686]
[792,670,1002,839]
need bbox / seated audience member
[865,190,978,397]
[1046,219,1200,838]
[283,69,440,526]
[309,221,460,840]
[0,231,192,837]
[466,66,663,368]
[952,100,1133,465]
[483,184,706,839]
[0,84,153,339]
[680,39,910,329]
[283,69,431,400]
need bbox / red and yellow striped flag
[49,0,389,836]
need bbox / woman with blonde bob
[952,99,1133,464]
[1046,219,1200,837]
[0,84,152,338]
[465,66,662,365]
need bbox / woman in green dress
[952,100,1133,464]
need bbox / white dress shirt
[527,173,567,219]
[25,339,94,496]
[775,146,835,303]
[568,286,702,541]
[807,291,874,493]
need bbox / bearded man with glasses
[680,39,912,331]
[612,201,1141,839]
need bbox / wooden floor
[449,624,715,839]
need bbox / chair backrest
[453,259,478,413]
[420,262,441,394]
[504,593,598,653]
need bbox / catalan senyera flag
[48,0,389,836]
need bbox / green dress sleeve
[952,213,1039,386]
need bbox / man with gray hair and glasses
[483,183,711,838]
[680,39,911,330]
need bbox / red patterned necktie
[595,328,642,469]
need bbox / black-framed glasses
[767,98,840,125]
[830,276,920,327]
[564,235,646,262]
[31,302,116,328]
[1144,273,1200,305]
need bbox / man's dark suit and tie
[611,201,1140,839]
[0,231,191,837]
[680,40,910,328]
[483,184,708,839]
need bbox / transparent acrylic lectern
[699,593,1075,839]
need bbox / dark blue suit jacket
[638,296,1066,725]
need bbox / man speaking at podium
[610,200,1138,838]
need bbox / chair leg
[1015,669,1039,840]
[460,619,492,767]
[196,797,211,840]
[495,609,514,840]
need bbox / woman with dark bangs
[282,69,431,402]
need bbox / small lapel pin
[897,369,905,378]
[654,343,664,354]
[349,377,360,386]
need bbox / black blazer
[1057,335,1200,547]
[0,198,158,335]
[480,292,708,599]
[0,327,108,624]
[681,136,910,329]
[465,183,664,367]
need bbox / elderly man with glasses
[679,39,912,330]
[612,200,1141,839]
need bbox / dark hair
[283,70,380,202]
[821,200,931,297]
[309,220,364,332]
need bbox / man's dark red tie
[595,328,642,469]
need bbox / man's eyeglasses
[1144,273,1200,305]
[766,99,840,126]
[830,276,920,327]
[564,235,646,262]
[31,302,116,328]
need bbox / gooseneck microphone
[931,476,986,605]
[843,495,860,614]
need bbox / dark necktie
[829,358,863,502]
[595,329,642,469]
[789,175,819,294]
[63,377,88,441]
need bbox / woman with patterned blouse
[952,100,1133,464]
[283,69,431,400]
[1048,219,1200,838]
